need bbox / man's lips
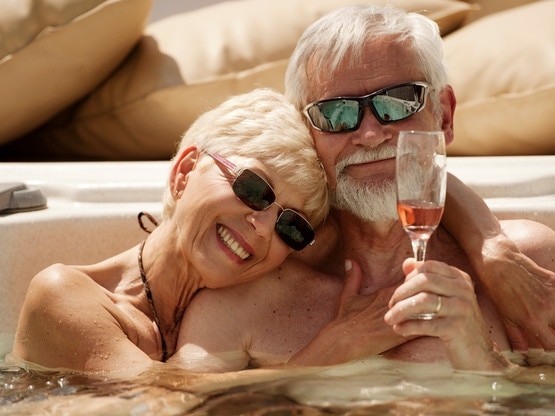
[343,157,396,179]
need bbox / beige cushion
[11,0,473,160]
[0,0,152,147]
[445,1,555,155]
[0,0,106,57]
[457,0,538,24]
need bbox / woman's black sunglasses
[304,82,430,133]
[206,152,316,251]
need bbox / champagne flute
[396,130,447,262]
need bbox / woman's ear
[170,146,200,198]
[439,85,457,145]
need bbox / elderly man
[169,5,555,372]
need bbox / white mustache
[336,146,397,174]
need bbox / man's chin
[331,179,398,223]
[332,149,401,223]
[347,209,398,223]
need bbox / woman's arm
[169,287,252,372]
[288,260,409,366]
[12,265,154,373]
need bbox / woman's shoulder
[36,262,93,281]
[27,263,102,301]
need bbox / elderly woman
[11,89,329,373]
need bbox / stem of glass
[410,237,430,261]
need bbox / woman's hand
[289,259,408,366]
[385,259,513,371]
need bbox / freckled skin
[170,36,555,373]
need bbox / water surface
[2,353,555,415]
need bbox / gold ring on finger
[434,294,443,314]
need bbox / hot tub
[0,157,554,414]
[0,161,168,353]
[1,156,555,353]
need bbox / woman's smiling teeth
[217,225,251,260]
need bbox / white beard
[332,146,399,223]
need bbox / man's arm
[487,219,555,350]
[443,173,504,242]
[442,174,555,350]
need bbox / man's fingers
[342,259,363,298]
[402,257,417,276]
[504,323,530,352]
[504,320,555,351]
[536,327,555,351]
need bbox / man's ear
[439,85,457,145]
[170,145,200,196]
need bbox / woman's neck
[139,226,200,358]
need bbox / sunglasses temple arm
[207,152,240,175]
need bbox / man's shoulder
[501,219,555,263]
[501,218,554,240]
[191,258,341,311]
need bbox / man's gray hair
[285,4,448,114]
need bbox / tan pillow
[0,0,107,58]
[445,1,555,155]
[457,0,538,24]
[0,0,152,147]
[11,0,473,160]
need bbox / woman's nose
[246,205,279,238]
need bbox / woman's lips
[217,224,251,260]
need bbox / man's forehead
[310,43,421,99]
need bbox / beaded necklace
[138,238,168,362]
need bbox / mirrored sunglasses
[304,82,430,133]
[206,152,316,251]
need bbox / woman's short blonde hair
[162,88,329,229]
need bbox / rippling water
[2,354,555,416]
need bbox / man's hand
[442,174,555,351]
[385,259,513,371]
[479,235,555,351]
